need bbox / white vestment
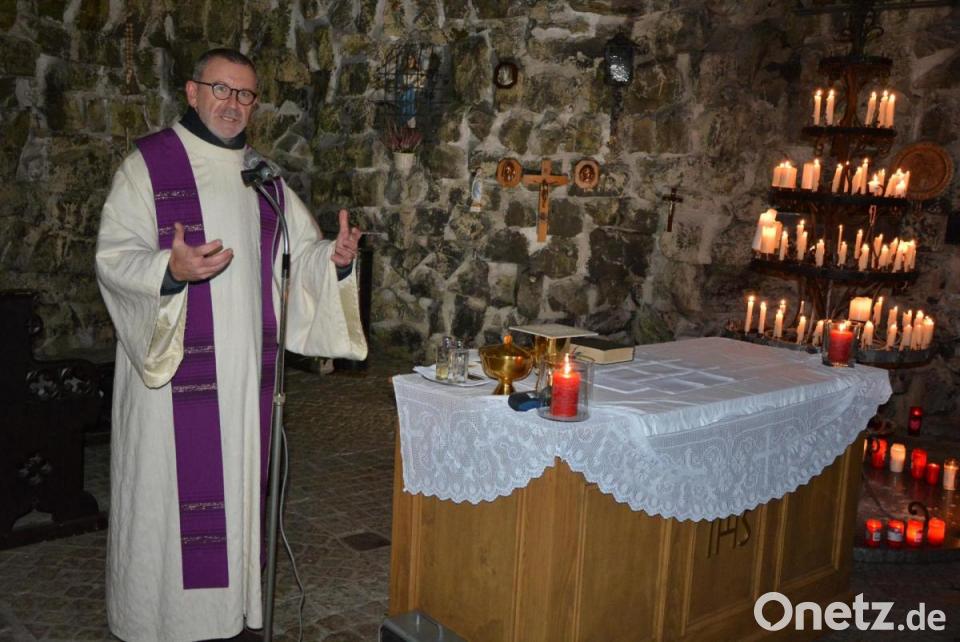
[95,123,367,642]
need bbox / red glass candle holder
[928,518,946,546]
[886,519,905,549]
[822,321,856,367]
[865,518,883,547]
[908,406,923,435]
[869,438,887,469]
[911,449,928,480]
[906,519,924,547]
[925,462,941,486]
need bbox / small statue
[469,168,485,212]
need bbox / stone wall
[1,0,958,423]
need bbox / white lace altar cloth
[394,337,892,521]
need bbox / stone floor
[2,357,960,641]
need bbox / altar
[389,338,892,641]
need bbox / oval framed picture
[494,61,519,89]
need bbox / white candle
[761,225,778,254]
[801,161,817,190]
[758,301,768,335]
[877,91,889,127]
[922,317,934,348]
[868,175,880,195]
[885,322,898,349]
[884,169,900,196]
[782,163,797,189]
[893,245,905,272]
[915,310,925,327]
[911,319,924,350]
[797,231,808,260]
[849,296,873,322]
[796,315,807,344]
[752,209,778,251]
[889,237,900,259]
[838,241,848,266]
[854,229,863,258]
[858,244,870,271]
[872,297,884,326]
[745,295,755,333]
[796,220,805,247]
[873,233,883,258]
[885,93,896,128]
[903,309,913,329]
[862,320,874,348]
[779,231,789,261]
[825,89,836,125]
[903,170,911,193]
[944,459,959,491]
[878,244,890,268]
[865,91,877,126]
[831,163,844,192]
[900,322,913,351]
[774,309,784,339]
[905,242,916,270]
[887,306,898,330]
[895,178,907,197]
[850,165,863,195]
[889,443,906,473]
[772,162,784,187]
[813,89,822,125]
[815,239,825,267]
[813,159,821,188]
[812,319,824,346]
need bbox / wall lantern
[603,32,635,140]
[603,32,635,86]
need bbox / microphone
[241,148,283,186]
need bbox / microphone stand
[251,178,289,642]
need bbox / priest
[95,48,367,641]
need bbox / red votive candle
[886,519,905,549]
[906,519,924,547]
[869,438,888,469]
[550,355,581,418]
[827,322,854,365]
[865,519,883,547]
[908,406,923,435]
[926,462,941,486]
[927,518,946,546]
[911,449,928,480]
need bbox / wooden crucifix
[523,159,569,242]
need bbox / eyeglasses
[192,80,258,106]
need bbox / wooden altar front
[389,432,863,642]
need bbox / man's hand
[331,208,361,267]
[168,222,234,282]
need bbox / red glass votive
[928,518,946,546]
[869,438,888,469]
[865,519,883,547]
[827,325,854,365]
[886,519,905,549]
[906,519,924,547]
[926,462,941,486]
[908,406,923,435]
[911,449,928,480]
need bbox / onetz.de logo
[754,591,947,632]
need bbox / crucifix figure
[662,186,683,232]
[522,159,569,241]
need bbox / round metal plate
[891,142,954,201]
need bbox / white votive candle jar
[943,458,959,491]
[889,443,906,473]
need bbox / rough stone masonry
[0,0,957,424]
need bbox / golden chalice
[479,334,534,395]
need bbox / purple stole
[136,129,283,589]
